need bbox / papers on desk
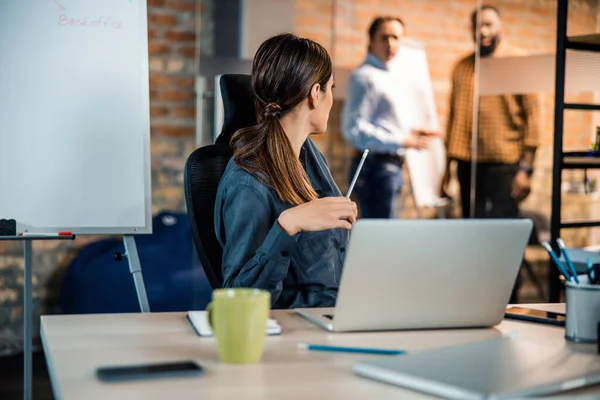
[186,311,282,337]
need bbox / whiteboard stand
[23,240,32,400]
[0,234,150,400]
[115,235,150,313]
[1,0,153,397]
[0,234,75,400]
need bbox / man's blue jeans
[348,154,404,219]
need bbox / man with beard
[441,5,540,220]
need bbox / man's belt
[354,150,403,166]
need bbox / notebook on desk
[353,336,600,399]
[186,311,281,337]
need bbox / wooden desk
[41,304,599,399]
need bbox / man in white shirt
[342,16,438,218]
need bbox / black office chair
[184,74,257,289]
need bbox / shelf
[562,152,600,169]
[561,221,600,229]
[567,33,600,52]
[550,3,597,302]
[564,103,600,111]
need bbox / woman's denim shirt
[214,139,348,309]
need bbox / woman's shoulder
[218,158,274,202]
[303,138,328,166]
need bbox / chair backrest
[184,143,233,288]
[215,74,257,144]
[184,74,257,289]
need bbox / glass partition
[330,1,480,218]
[197,0,306,146]
[194,0,599,304]
[475,0,600,248]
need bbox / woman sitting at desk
[215,33,357,309]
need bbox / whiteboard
[396,39,446,208]
[0,0,152,234]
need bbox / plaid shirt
[445,42,540,164]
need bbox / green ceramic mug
[207,288,271,363]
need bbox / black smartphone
[96,360,204,382]
[504,307,566,327]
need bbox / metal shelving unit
[550,0,600,301]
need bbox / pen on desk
[346,149,369,198]
[542,241,572,282]
[297,343,405,356]
[557,238,580,284]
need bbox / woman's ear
[309,83,321,109]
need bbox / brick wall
[148,0,198,212]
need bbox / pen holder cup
[565,281,600,343]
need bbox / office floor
[0,351,54,400]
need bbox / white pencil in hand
[346,149,369,198]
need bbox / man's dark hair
[471,4,501,25]
[368,16,405,42]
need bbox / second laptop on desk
[295,219,533,332]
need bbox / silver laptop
[295,219,533,332]
[353,336,600,399]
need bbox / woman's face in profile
[311,75,334,134]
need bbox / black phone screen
[97,361,203,382]
[504,307,566,326]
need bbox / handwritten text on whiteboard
[58,14,123,29]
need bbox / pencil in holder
[565,281,600,343]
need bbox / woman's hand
[278,197,358,235]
